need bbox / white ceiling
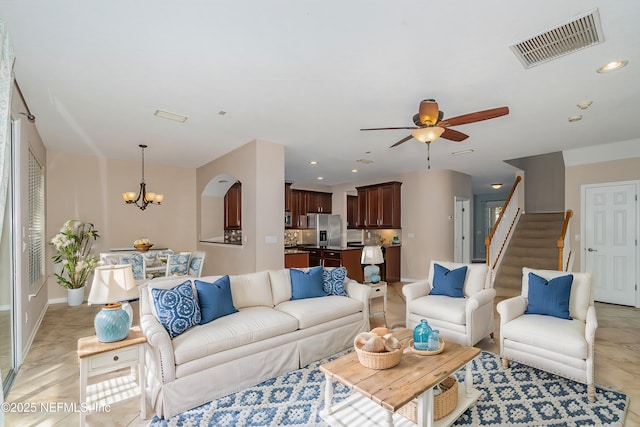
[2,1,639,193]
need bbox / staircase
[493,212,565,297]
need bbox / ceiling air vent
[510,8,604,69]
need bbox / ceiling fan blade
[390,135,413,148]
[360,126,419,131]
[439,106,509,127]
[418,99,439,125]
[440,127,469,142]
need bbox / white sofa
[497,267,597,401]
[403,260,494,347]
[139,268,371,419]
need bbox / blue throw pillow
[151,281,201,338]
[430,263,467,298]
[323,267,348,296]
[525,272,573,320]
[195,276,238,324]
[290,266,327,300]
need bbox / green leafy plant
[50,220,100,289]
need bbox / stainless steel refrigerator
[307,214,341,247]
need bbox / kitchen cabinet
[298,247,363,283]
[356,181,402,229]
[284,182,292,212]
[224,181,242,230]
[290,189,333,228]
[346,195,358,229]
[284,251,309,268]
[381,245,401,283]
[306,191,332,213]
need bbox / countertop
[284,249,309,255]
[293,245,363,251]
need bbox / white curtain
[0,20,15,244]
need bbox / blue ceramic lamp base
[94,302,131,342]
[363,265,381,284]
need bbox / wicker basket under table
[397,376,458,422]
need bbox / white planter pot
[67,287,85,307]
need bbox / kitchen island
[284,249,310,268]
[296,246,364,283]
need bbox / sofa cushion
[408,295,467,325]
[269,269,292,305]
[171,306,299,365]
[502,314,587,360]
[195,276,238,324]
[229,271,273,309]
[275,295,362,329]
[323,267,348,296]
[430,264,467,298]
[525,272,573,320]
[151,281,201,338]
[522,268,592,322]
[290,266,327,300]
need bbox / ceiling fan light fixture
[412,126,445,143]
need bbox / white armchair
[403,260,494,347]
[497,267,597,401]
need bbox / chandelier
[122,144,164,210]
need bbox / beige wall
[196,139,284,275]
[46,150,197,301]
[331,168,472,282]
[565,157,640,272]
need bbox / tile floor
[5,282,639,426]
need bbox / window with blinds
[29,149,45,292]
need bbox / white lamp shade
[361,246,384,265]
[88,265,139,304]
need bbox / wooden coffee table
[320,329,481,427]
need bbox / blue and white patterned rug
[149,351,628,426]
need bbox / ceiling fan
[360,99,509,148]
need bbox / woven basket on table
[354,340,403,370]
[397,376,458,421]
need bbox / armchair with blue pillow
[497,267,597,402]
[403,260,494,347]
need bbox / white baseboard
[47,297,70,305]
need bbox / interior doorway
[582,180,639,307]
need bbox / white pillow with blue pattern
[323,267,348,296]
[151,281,201,338]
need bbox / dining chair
[165,252,191,276]
[119,253,147,283]
[188,251,206,277]
[99,253,121,266]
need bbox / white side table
[368,281,387,317]
[77,327,147,426]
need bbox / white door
[454,197,470,263]
[583,181,638,306]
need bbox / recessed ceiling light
[451,149,474,155]
[154,109,188,122]
[491,183,503,189]
[356,159,373,164]
[317,176,323,180]
[596,60,628,73]
[577,100,593,110]
[309,161,318,165]
[351,169,358,173]
[568,115,582,123]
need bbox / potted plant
[50,220,100,306]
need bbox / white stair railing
[485,176,522,286]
